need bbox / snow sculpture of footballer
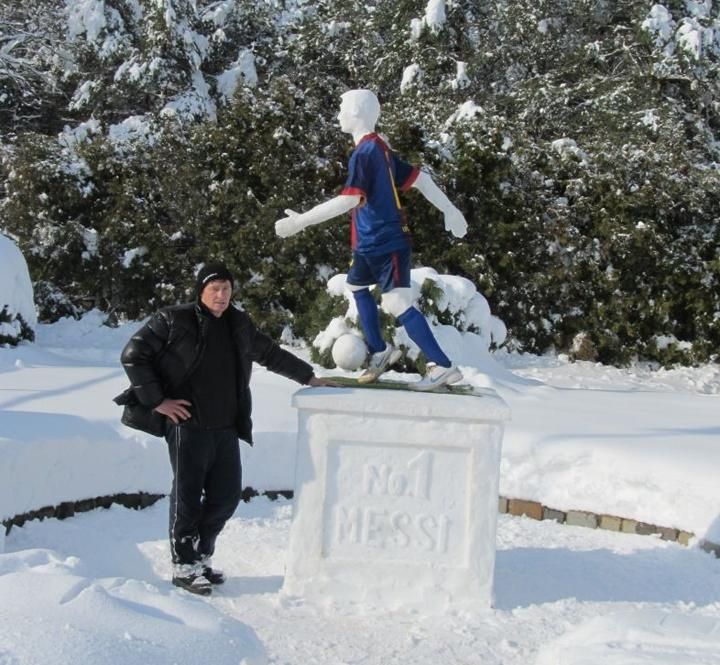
[275,89,468,391]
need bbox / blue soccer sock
[398,307,451,367]
[352,288,386,354]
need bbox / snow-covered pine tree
[0,0,718,365]
[0,1,68,136]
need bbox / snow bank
[0,312,168,522]
[314,268,507,371]
[0,531,267,664]
[0,409,169,522]
[536,608,720,665]
[0,234,36,344]
[3,310,720,548]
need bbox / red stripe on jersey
[351,209,358,249]
[399,166,420,191]
[341,186,366,198]
[359,132,384,148]
[392,252,401,286]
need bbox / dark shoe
[202,566,226,585]
[172,573,212,596]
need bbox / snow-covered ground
[1,313,720,664]
[3,497,720,664]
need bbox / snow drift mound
[0,234,36,345]
[0,547,268,665]
[535,608,720,665]
[314,267,507,368]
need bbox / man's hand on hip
[154,398,192,424]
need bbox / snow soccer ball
[332,334,368,370]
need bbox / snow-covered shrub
[0,234,36,345]
[2,0,720,366]
[311,268,507,371]
[647,334,699,368]
[570,332,598,362]
[0,2,66,136]
[33,281,81,322]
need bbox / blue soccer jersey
[341,133,419,255]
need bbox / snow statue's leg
[397,306,451,366]
[283,386,510,614]
[351,287,385,353]
[386,289,462,390]
[349,284,402,383]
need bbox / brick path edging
[2,492,166,535]
[1,487,289,536]
[3,491,719,559]
[499,496,720,558]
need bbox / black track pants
[165,424,243,565]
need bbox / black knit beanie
[196,262,234,296]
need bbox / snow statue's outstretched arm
[411,171,468,238]
[276,89,375,239]
[275,88,467,240]
[275,194,361,238]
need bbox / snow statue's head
[338,89,380,137]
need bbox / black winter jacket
[118,303,314,443]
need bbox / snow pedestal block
[282,386,510,614]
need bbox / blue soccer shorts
[347,247,411,293]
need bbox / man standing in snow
[119,263,330,595]
[275,89,467,390]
